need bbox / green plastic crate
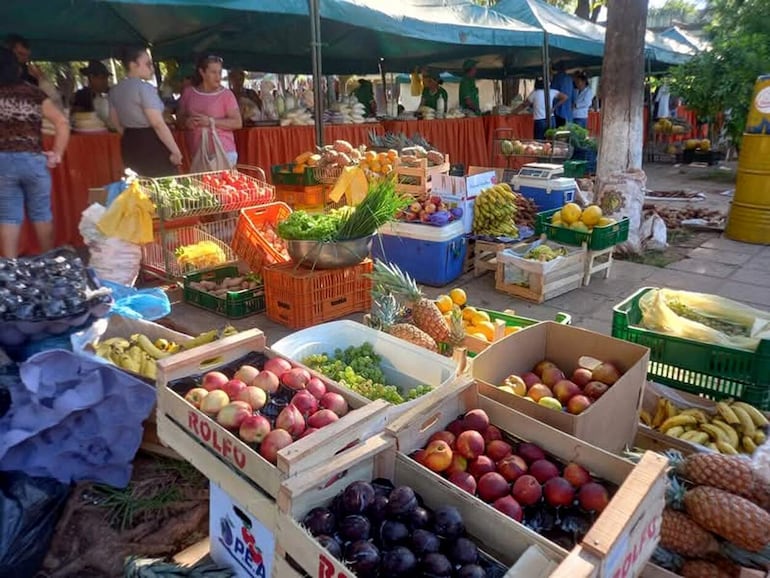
[535,208,630,250]
[271,164,318,187]
[183,265,265,319]
[612,287,770,409]
[563,160,588,178]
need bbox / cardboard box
[210,482,275,578]
[469,165,505,182]
[472,321,651,453]
[433,170,496,200]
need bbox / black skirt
[121,127,178,178]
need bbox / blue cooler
[373,220,467,287]
[510,175,577,212]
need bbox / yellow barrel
[726,76,770,244]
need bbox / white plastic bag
[190,118,232,172]
[596,169,647,254]
[640,212,668,251]
[79,204,142,287]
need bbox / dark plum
[302,507,336,537]
[432,505,465,541]
[339,515,371,542]
[315,535,342,559]
[366,494,389,525]
[379,520,409,548]
[448,537,478,566]
[346,540,381,576]
[411,529,441,557]
[372,477,395,497]
[458,564,487,578]
[421,552,453,577]
[342,481,376,515]
[387,486,418,518]
[381,546,417,576]
[408,506,432,530]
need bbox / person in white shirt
[655,83,671,119]
[572,71,593,129]
[513,78,567,140]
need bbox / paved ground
[163,162,769,342]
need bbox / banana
[183,329,219,349]
[716,401,741,425]
[679,408,709,423]
[639,410,653,427]
[166,342,181,354]
[132,334,170,359]
[754,430,767,445]
[118,353,141,373]
[664,399,679,420]
[128,345,144,368]
[743,436,758,453]
[95,343,113,359]
[732,401,769,427]
[666,426,686,438]
[103,337,131,349]
[652,398,668,429]
[712,419,740,449]
[154,338,170,351]
[660,414,698,432]
[730,405,757,437]
[707,442,719,451]
[681,431,710,445]
[700,423,730,445]
[141,356,157,380]
[716,441,739,455]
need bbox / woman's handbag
[190,118,232,172]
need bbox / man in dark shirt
[5,34,39,86]
[72,60,111,112]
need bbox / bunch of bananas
[472,184,519,238]
[92,326,238,379]
[641,397,769,455]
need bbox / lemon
[580,205,602,227]
[462,306,478,321]
[449,288,467,306]
[597,217,615,227]
[550,210,562,223]
[561,202,582,225]
[436,295,453,314]
[470,311,490,325]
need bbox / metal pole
[309,0,324,148]
[379,59,387,115]
[542,32,552,135]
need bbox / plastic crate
[264,260,373,329]
[231,202,292,274]
[275,184,327,211]
[535,208,630,250]
[182,265,265,319]
[271,164,318,186]
[563,160,587,178]
[612,287,770,409]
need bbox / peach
[486,440,513,462]
[583,381,610,401]
[234,365,260,386]
[276,404,305,437]
[202,371,229,392]
[307,409,339,429]
[496,454,527,483]
[200,389,229,415]
[483,425,503,444]
[252,370,280,394]
[263,357,291,377]
[463,409,490,432]
[239,414,271,444]
[259,429,293,464]
[468,455,496,480]
[552,380,581,405]
[564,463,592,488]
[456,430,485,460]
[237,386,267,411]
[541,367,566,388]
[319,392,349,417]
[543,477,575,508]
[429,430,456,447]
[592,362,622,385]
[567,395,592,415]
[445,454,468,476]
[578,482,610,513]
[281,367,311,391]
[291,391,319,416]
[423,440,453,473]
[306,377,327,399]
[477,472,510,503]
[533,360,556,377]
[529,459,560,484]
[527,383,552,403]
[571,368,593,388]
[216,401,252,429]
[512,475,542,506]
[493,495,523,522]
[448,471,477,495]
[184,387,208,409]
[516,442,546,464]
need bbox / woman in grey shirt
[109,47,182,177]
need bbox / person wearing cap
[72,60,111,113]
[353,78,376,116]
[420,70,448,114]
[459,59,480,115]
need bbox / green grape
[405,385,433,401]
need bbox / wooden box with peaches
[155,328,390,499]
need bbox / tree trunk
[596,0,649,188]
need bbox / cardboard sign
[433,171,496,199]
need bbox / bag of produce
[79,204,141,287]
[97,182,155,245]
[639,288,770,351]
[190,118,232,172]
[595,169,646,253]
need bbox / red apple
[486,440,513,462]
[276,404,306,437]
[468,455,496,479]
[552,380,581,405]
[541,367,566,388]
[512,475,542,506]
[222,379,248,400]
[234,365,260,386]
[543,477,576,508]
[447,419,466,437]
[429,430,456,447]
[482,425,503,444]
[522,372,540,388]
[281,367,310,391]
[533,360,556,377]
[567,395,592,415]
[529,459,560,484]
[200,389,229,415]
[493,495,523,522]
[564,463,592,488]
[184,387,208,409]
[578,482,610,513]
[517,442,546,464]
[423,440,453,473]
[307,409,339,429]
[263,357,291,377]
[291,391,319,416]
[445,454,468,476]
[306,377,326,399]
[216,401,252,429]
[583,381,610,401]
[202,371,229,392]
[239,414,271,444]
[260,429,293,464]
[497,454,528,483]
[237,386,267,411]
[591,362,622,386]
[456,430,485,460]
[448,471,477,494]
[319,392,348,417]
[252,370,280,394]
[478,472,510,503]
[463,409,490,433]
[571,368,593,388]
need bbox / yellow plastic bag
[639,288,770,351]
[96,182,155,244]
[410,68,423,97]
[328,167,369,206]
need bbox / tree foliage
[668,0,770,145]
[472,0,604,21]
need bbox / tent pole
[379,59,388,114]
[309,0,324,148]
[542,32,552,134]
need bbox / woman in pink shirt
[178,55,242,167]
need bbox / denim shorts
[0,152,52,224]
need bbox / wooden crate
[495,243,586,303]
[275,432,564,578]
[395,154,450,196]
[387,378,669,578]
[463,237,476,274]
[583,246,615,286]
[474,238,528,277]
[155,328,391,501]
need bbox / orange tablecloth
[381,117,488,170]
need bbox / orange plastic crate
[275,184,327,211]
[264,259,373,329]
[231,202,292,274]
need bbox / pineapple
[447,305,465,348]
[681,559,739,578]
[660,509,720,558]
[668,451,762,502]
[368,260,450,343]
[372,291,438,352]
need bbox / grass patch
[668,228,694,245]
[618,250,680,268]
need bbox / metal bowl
[287,236,373,269]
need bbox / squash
[294,151,312,164]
